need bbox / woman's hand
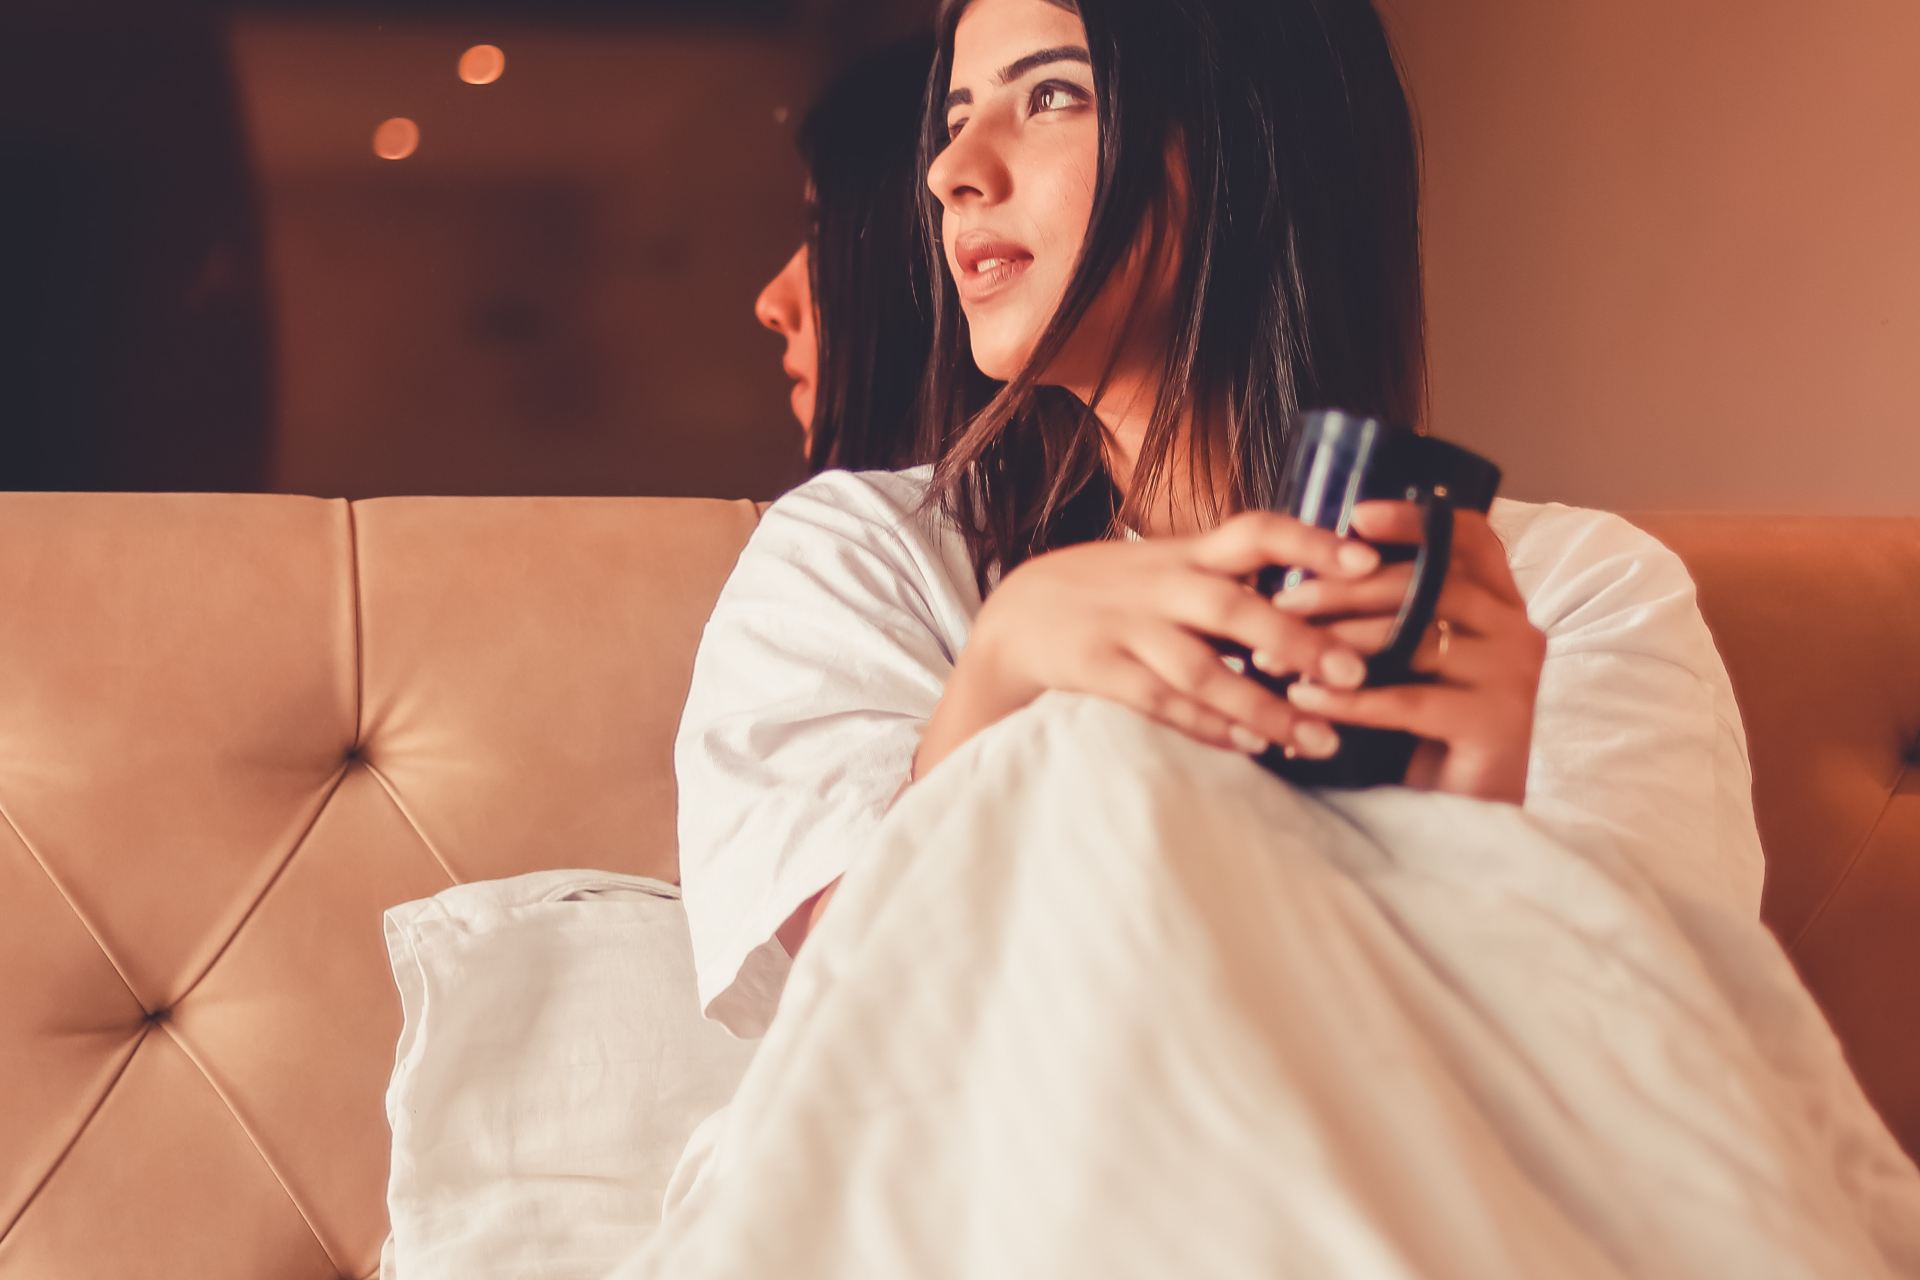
[1271,500,1545,803]
[915,511,1386,779]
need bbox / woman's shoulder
[750,464,981,624]
[1486,497,1702,637]
[761,464,944,548]
[1487,495,1675,565]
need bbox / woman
[714,0,1643,971]
[650,0,1920,1272]
[753,35,945,473]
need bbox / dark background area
[2,0,932,500]
[5,0,1918,509]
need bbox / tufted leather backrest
[1636,513,1920,1164]
[0,493,759,1279]
[1,496,1914,1278]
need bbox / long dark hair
[797,35,940,474]
[919,0,1427,588]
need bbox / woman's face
[928,0,1165,391]
[753,245,817,435]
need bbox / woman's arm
[1510,515,1765,912]
[777,650,1011,955]
[676,473,962,1036]
[779,513,1384,955]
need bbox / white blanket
[619,692,1920,1278]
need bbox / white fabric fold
[621,693,1920,1279]
[381,870,756,1280]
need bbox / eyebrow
[944,45,1091,112]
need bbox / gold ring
[1434,618,1453,664]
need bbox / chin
[966,327,1035,384]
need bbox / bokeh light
[373,117,420,161]
[459,45,507,86]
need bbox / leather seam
[361,762,462,888]
[157,1018,348,1278]
[0,799,146,1015]
[170,764,353,1008]
[0,1025,150,1245]
[1787,759,1909,951]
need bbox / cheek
[1018,151,1095,289]
[795,305,819,382]
[1006,141,1100,370]
[793,261,819,372]
[1019,143,1108,379]
[1031,143,1098,285]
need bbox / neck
[1078,374,1223,538]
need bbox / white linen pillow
[380,870,756,1280]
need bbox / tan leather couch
[2,493,1914,1279]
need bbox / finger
[1124,626,1341,758]
[1158,574,1371,688]
[1319,615,1500,683]
[1188,509,1381,582]
[1345,499,1428,545]
[1091,654,1248,753]
[1348,502,1521,604]
[1272,569,1513,640]
[1284,676,1482,742]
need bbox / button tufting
[145,1007,170,1023]
[344,743,363,762]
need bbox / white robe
[673,465,1766,1040]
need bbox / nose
[926,116,1010,212]
[755,246,807,336]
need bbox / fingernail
[1338,542,1380,574]
[1220,653,1248,676]
[1250,649,1282,675]
[1229,725,1270,755]
[1319,649,1367,689]
[1294,721,1340,758]
[1288,679,1332,708]
[1271,585,1316,612]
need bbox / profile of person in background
[753,35,942,475]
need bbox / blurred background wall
[2,5,276,492]
[2,0,1915,510]
[2,0,931,501]
[1395,0,1920,513]
[235,15,820,501]
[233,0,932,501]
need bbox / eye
[945,115,969,142]
[1029,80,1088,116]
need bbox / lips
[951,229,1035,304]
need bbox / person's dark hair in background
[759,35,941,475]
